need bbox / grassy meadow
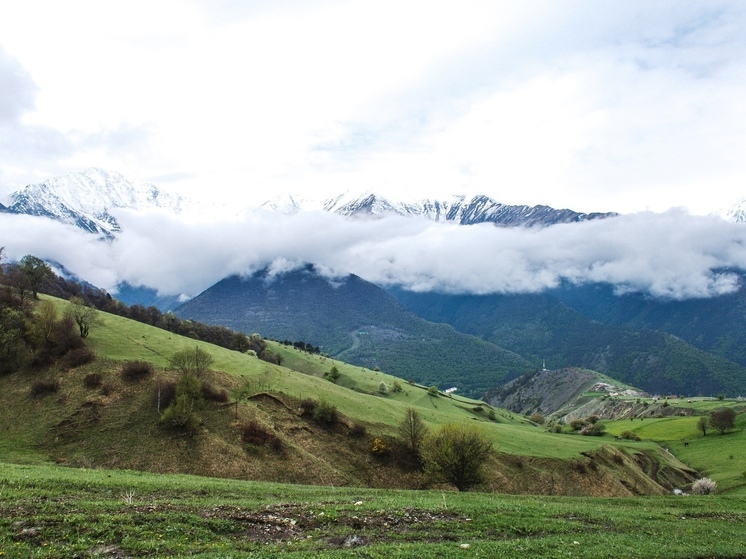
[1,296,746,557]
[1,462,745,559]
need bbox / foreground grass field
[1,462,745,559]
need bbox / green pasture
[1,462,745,559]
[604,411,746,493]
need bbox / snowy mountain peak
[244,190,617,226]
[7,167,190,235]
[716,197,746,223]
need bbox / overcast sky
[0,0,744,214]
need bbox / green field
[1,463,745,559]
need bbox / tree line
[0,251,283,371]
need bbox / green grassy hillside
[0,295,719,497]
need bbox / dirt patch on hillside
[199,503,465,547]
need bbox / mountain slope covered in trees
[174,266,533,396]
[388,288,746,396]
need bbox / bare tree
[67,296,98,338]
[398,407,429,459]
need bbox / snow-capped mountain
[717,198,746,223]
[6,168,617,234]
[5,168,190,236]
[253,191,617,226]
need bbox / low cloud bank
[2,209,745,301]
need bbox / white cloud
[4,208,745,302]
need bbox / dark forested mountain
[174,266,533,396]
[548,280,746,367]
[388,288,746,397]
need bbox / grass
[2,295,743,499]
[1,462,745,559]
[604,408,746,493]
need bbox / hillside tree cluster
[0,251,283,371]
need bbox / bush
[160,373,204,434]
[691,477,717,495]
[31,379,60,397]
[378,381,389,395]
[569,418,587,431]
[83,373,103,389]
[350,423,367,438]
[580,423,606,436]
[370,437,390,456]
[241,421,282,451]
[427,385,439,397]
[201,382,228,402]
[619,430,639,440]
[64,346,95,368]
[421,422,493,492]
[529,412,545,425]
[325,366,340,383]
[121,360,154,381]
[299,398,317,416]
[312,399,338,426]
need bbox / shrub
[241,420,282,451]
[427,385,439,397]
[370,437,390,456]
[160,373,204,434]
[569,418,587,431]
[201,382,228,402]
[299,397,317,416]
[391,380,403,393]
[121,360,154,381]
[529,412,545,425]
[691,477,717,495]
[83,373,103,389]
[31,379,60,397]
[421,422,493,492]
[487,410,496,421]
[378,381,389,395]
[549,424,562,433]
[64,346,95,368]
[619,430,638,440]
[312,399,337,426]
[325,366,340,382]
[580,423,606,436]
[350,422,367,438]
